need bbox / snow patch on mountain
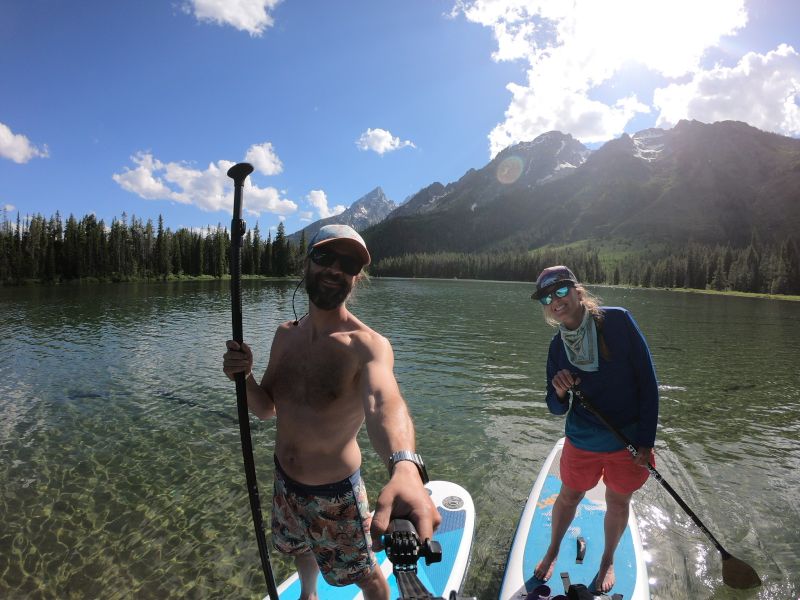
[632,128,667,162]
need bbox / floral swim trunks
[271,456,378,586]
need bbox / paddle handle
[571,389,732,559]
[229,162,252,345]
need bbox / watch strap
[388,450,429,484]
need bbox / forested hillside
[0,212,306,283]
[4,209,798,295]
[369,239,800,295]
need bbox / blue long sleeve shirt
[545,307,659,451]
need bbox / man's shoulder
[341,319,391,362]
[349,326,390,350]
[274,320,300,338]
[340,311,382,339]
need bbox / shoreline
[4,273,800,302]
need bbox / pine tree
[263,232,273,276]
[155,215,171,279]
[273,222,289,276]
[252,222,261,275]
[782,238,800,294]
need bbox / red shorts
[560,438,652,495]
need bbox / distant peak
[632,127,667,140]
[495,131,584,162]
[352,186,391,206]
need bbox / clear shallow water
[1,279,798,599]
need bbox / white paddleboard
[266,480,475,599]
[499,438,650,599]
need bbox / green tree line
[370,239,800,296]
[0,211,306,284]
[4,210,799,296]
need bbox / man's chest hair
[273,337,361,407]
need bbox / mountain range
[290,120,800,261]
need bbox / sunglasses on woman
[309,247,364,276]
[538,285,571,305]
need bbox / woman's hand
[633,446,654,468]
[552,369,580,401]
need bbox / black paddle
[227,162,280,599]
[569,387,761,590]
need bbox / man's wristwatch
[388,450,429,484]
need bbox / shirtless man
[223,224,440,600]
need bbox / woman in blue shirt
[531,266,659,593]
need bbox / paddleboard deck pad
[268,480,474,599]
[499,438,650,599]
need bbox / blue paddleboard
[267,480,475,599]
[499,438,650,599]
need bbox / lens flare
[496,155,524,184]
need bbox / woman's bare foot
[595,559,616,593]
[533,550,558,581]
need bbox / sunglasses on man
[309,247,364,276]
[538,285,572,305]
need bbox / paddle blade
[722,554,761,589]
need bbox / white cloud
[0,122,49,163]
[356,128,416,155]
[245,142,283,175]
[454,0,750,155]
[490,83,650,150]
[244,182,298,215]
[306,189,345,219]
[112,151,297,217]
[3,203,16,213]
[654,44,800,135]
[113,153,183,201]
[185,0,281,36]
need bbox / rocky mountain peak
[288,186,396,243]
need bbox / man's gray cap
[307,224,371,266]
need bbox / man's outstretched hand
[370,462,441,551]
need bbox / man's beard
[305,269,353,310]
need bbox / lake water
[1,278,798,599]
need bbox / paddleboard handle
[576,536,586,564]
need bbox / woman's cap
[532,265,578,299]
[307,224,371,266]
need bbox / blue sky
[1,0,799,237]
